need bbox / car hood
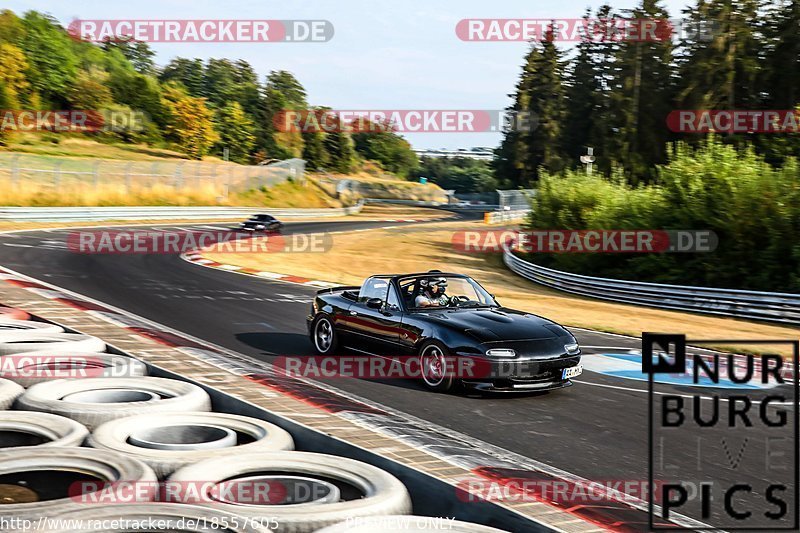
[417,307,570,342]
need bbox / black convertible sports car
[237,213,283,232]
[306,271,582,393]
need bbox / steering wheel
[449,295,470,306]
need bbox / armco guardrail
[0,202,363,222]
[363,198,446,207]
[504,248,800,325]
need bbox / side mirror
[366,298,383,309]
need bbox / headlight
[486,348,516,358]
[565,343,580,355]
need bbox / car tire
[0,411,89,447]
[315,516,510,532]
[168,451,412,533]
[0,352,147,387]
[418,341,456,393]
[88,412,295,478]
[311,315,338,355]
[0,318,64,336]
[0,332,106,355]
[0,446,156,520]
[15,377,212,430]
[46,503,272,533]
[0,377,24,409]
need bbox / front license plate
[562,365,583,379]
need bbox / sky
[10,0,692,150]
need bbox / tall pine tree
[609,0,675,181]
[493,48,535,187]
[521,27,568,182]
[494,26,567,187]
[563,6,620,174]
[676,0,762,110]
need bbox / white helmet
[421,276,447,295]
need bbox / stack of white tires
[0,310,506,533]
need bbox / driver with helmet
[415,276,449,307]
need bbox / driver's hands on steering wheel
[449,295,469,306]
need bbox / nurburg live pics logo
[644,333,799,530]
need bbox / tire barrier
[0,305,31,321]
[0,377,24,409]
[0,352,147,387]
[0,332,106,356]
[0,318,64,336]
[15,377,212,430]
[0,446,156,520]
[315,516,511,532]
[0,411,88,448]
[89,412,295,477]
[45,503,273,533]
[168,451,413,533]
[0,309,517,531]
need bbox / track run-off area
[0,214,794,531]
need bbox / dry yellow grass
[236,181,342,208]
[203,220,799,355]
[310,170,450,203]
[0,182,226,207]
[0,179,342,208]
[1,134,222,162]
[0,137,445,207]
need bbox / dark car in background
[237,214,283,233]
[307,271,582,393]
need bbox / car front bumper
[460,354,581,392]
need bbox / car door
[345,278,403,354]
[394,279,423,355]
[264,216,281,231]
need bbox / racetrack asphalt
[0,216,794,529]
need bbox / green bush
[527,137,800,292]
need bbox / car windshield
[400,275,498,309]
[249,215,272,221]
